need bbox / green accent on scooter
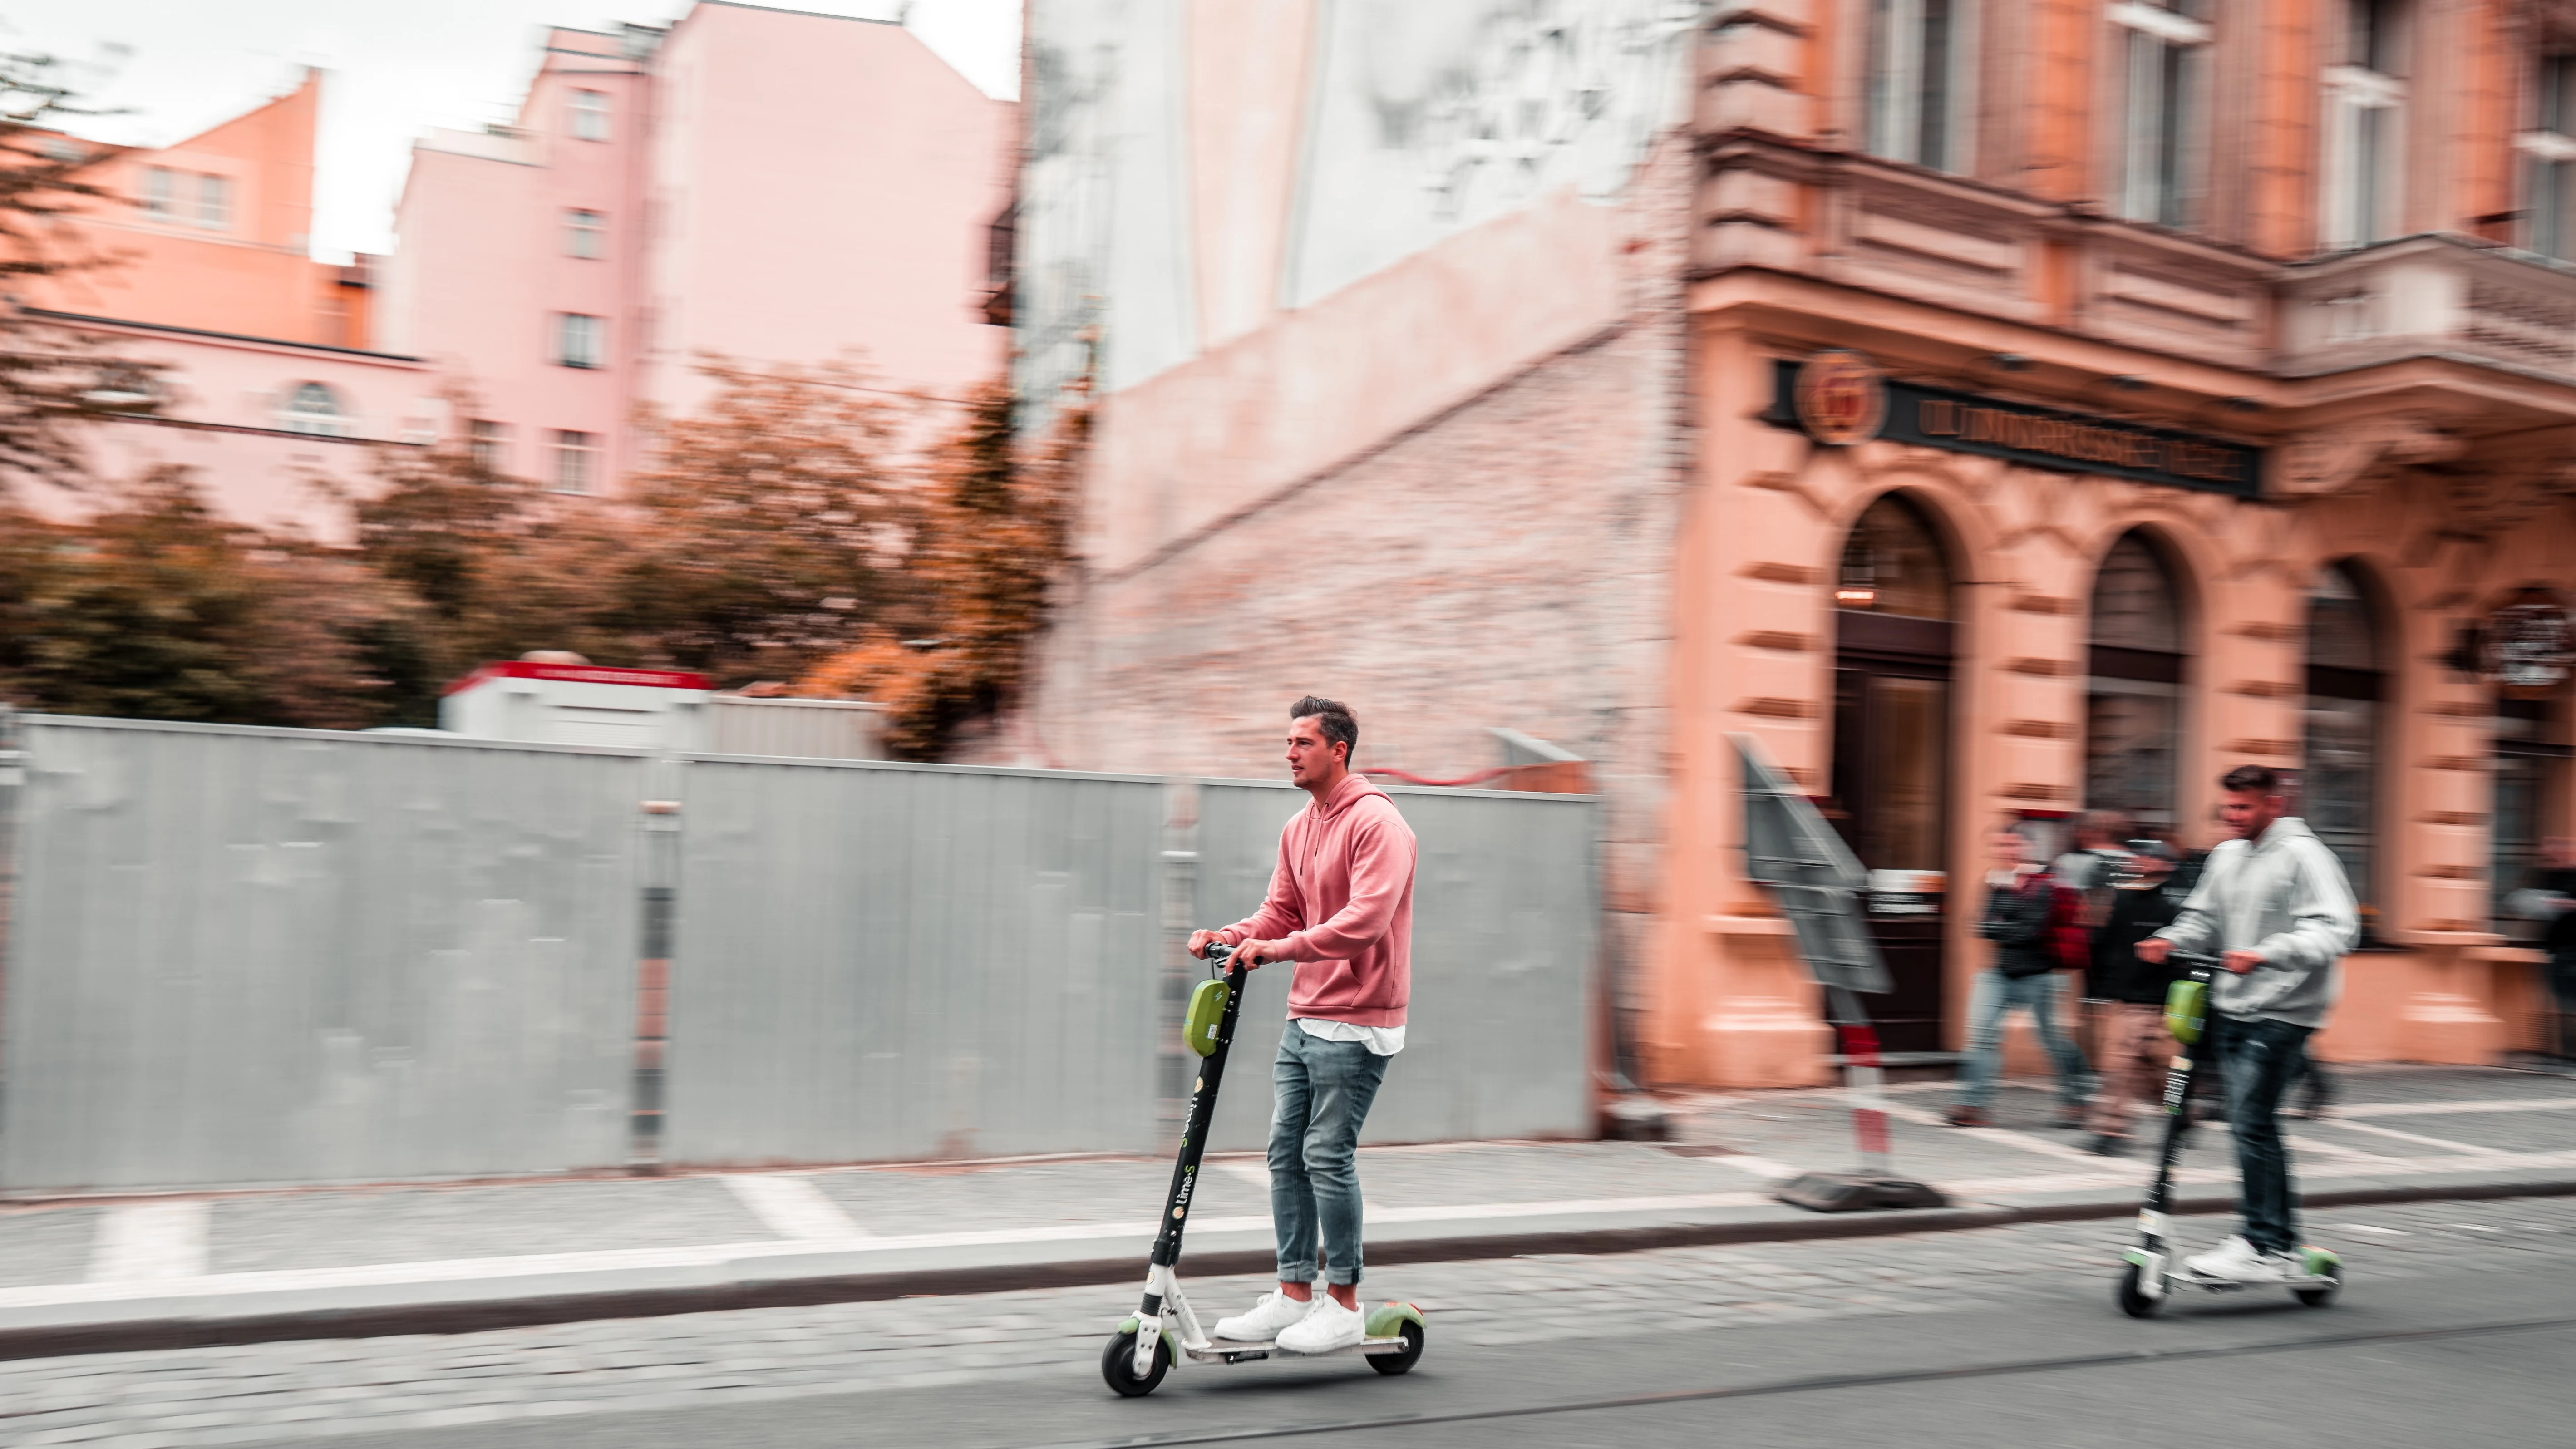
[1183,978,1231,1057]
[2300,1247,2342,1277]
[2163,977,2208,1045]
[1117,1316,1181,1352]
[1365,1302,1424,1338]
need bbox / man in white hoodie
[2138,765,2359,1282]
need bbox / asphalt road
[248,1207,2576,1449]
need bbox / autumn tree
[0,469,409,728]
[795,380,1079,757]
[0,47,163,496]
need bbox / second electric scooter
[2118,951,2343,1317]
[1101,942,1426,1396]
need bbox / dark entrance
[1825,494,1955,1056]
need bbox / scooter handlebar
[1203,941,1238,973]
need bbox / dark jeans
[2218,1015,2313,1255]
[1268,1027,1390,1287]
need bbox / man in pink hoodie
[1187,695,1416,1354]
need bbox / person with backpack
[1948,824,2094,1129]
[2083,838,2191,1154]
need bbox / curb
[7,1175,2574,1363]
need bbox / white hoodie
[2148,816,2360,1028]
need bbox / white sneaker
[1212,1290,1315,1343]
[1276,1295,1365,1353]
[2184,1235,2290,1283]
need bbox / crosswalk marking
[88,1201,211,1283]
[723,1174,871,1241]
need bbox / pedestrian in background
[2083,838,2188,1155]
[2511,836,2576,1062]
[2138,765,2359,1283]
[1948,825,2093,1129]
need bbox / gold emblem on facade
[1794,350,1887,447]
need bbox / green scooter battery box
[1183,977,1231,1057]
[2165,977,2208,1046]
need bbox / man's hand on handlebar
[2220,949,2265,975]
[1187,929,1223,959]
[2135,938,2172,965]
[1231,939,1289,969]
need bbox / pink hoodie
[1218,774,1416,1027]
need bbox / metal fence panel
[0,718,644,1192]
[1194,781,1597,1152]
[660,757,1165,1165]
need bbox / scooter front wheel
[2117,1262,2162,1318]
[1368,1318,1426,1375]
[1101,1327,1171,1397]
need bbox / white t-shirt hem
[1294,1017,1405,1056]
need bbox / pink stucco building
[379,4,1012,496]
[15,4,1010,535]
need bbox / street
[8,1193,2573,1448]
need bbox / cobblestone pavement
[6,1193,2576,1448]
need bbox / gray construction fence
[0,712,1598,1194]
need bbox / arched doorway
[2304,562,2385,938]
[1827,493,1956,1054]
[2086,532,2188,833]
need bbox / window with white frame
[1864,0,1975,173]
[551,429,600,494]
[570,89,610,142]
[469,419,509,473]
[2112,1,2211,227]
[279,382,349,437]
[140,166,174,218]
[565,209,606,259]
[555,313,605,369]
[196,172,232,230]
[2520,54,2576,260]
[2322,0,2407,250]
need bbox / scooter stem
[1150,945,1250,1270]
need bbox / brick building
[1014,0,2576,1087]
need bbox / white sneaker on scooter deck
[2185,1235,2291,1282]
[1276,1296,1365,1353]
[1212,1291,1314,1344]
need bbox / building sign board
[2481,591,2576,698]
[1768,357,2263,498]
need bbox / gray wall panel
[1194,781,1597,1153]
[660,759,1165,1166]
[0,719,644,1192]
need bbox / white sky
[7,0,1020,261]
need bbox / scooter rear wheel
[2117,1262,2162,1318]
[1101,1327,1171,1397]
[2294,1279,2341,1308]
[1368,1318,1426,1375]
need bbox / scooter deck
[2162,1267,2339,1291]
[1188,1335,1412,1364]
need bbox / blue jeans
[2220,1015,2312,1255]
[1268,1026,1389,1287]
[1955,970,2092,1111]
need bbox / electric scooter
[2118,952,2344,1317]
[1101,942,1426,1396]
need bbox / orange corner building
[1011,0,2576,1082]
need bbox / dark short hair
[1290,696,1358,762]
[2221,764,2283,795]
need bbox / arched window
[2086,532,2187,831]
[2304,562,2384,922]
[1835,493,1953,621]
[280,382,348,437]
[1829,494,1956,1054]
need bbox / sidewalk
[2,1064,2571,1359]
